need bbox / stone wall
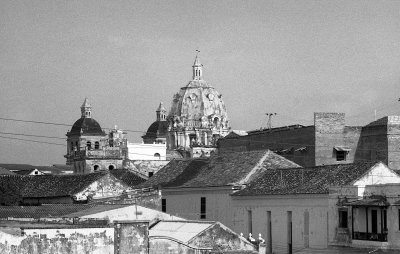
[115,221,148,254]
[218,126,315,167]
[314,112,353,166]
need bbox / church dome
[168,55,229,130]
[69,118,105,136]
[67,98,106,137]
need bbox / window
[87,141,92,150]
[339,209,348,228]
[336,151,347,161]
[94,165,99,171]
[200,197,206,219]
[398,209,400,231]
[162,199,166,213]
[248,210,253,234]
[154,153,160,159]
[148,172,154,177]
[108,165,115,170]
[95,141,100,149]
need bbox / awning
[343,198,390,207]
[334,146,351,152]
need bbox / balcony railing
[353,231,387,242]
[66,147,122,159]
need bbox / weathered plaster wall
[149,238,201,254]
[0,226,114,254]
[114,222,148,254]
[189,222,255,252]
[124,160,169,177]
[77,205,184,222]
[75,174,131,201]
[85,159,123,173]
[232,195,329,251]
[163,188,234,227]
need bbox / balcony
[353,231,387,242]
[65,147,122,160]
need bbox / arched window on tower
[154,153,161,159]
[213,117,219,127]
[95,141,100,149]
[87,141,92,150]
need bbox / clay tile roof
[233,161,380,196]
[0,167,16,175]
[0,172,108,199]
[0,204,129,219]
[139,150,301,189]
[109,169,147,187]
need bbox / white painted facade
[230,162,400,252]
[68,204,184,222]
[352,162,400,196]
[127,142,167,160]
[162,187,234,228]
[232,194,330,250]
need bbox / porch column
[366,207,368,240]
[351,207,354,239]
[380,208,383,241]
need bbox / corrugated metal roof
[149,221,213,243]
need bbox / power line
[0,131,66,140]
[0,135,66,146]
[0,117,147,134]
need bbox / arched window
[86,141,92,150]
[108,165,115,170]
[75,141,79,151]
[94,165,99,171]
[213,117,219,127]
[95,141,100,149]
[154,153,161,159]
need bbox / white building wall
[76,205,184,221]
[353,162,400,196]
[231,195,329,251]
[127,143,166,160]
[163,188,234,228]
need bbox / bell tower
[156,102,167,121]
[192,50,203,80]
[81,97,92,118]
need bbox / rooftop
[233,161,385,196]
[140,150,301,189]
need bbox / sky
[1,0,400,166]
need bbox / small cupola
[81,98,92,118]
[192,50,203,80]
[156,102,167,121]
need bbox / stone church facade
[65,98,125,173]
